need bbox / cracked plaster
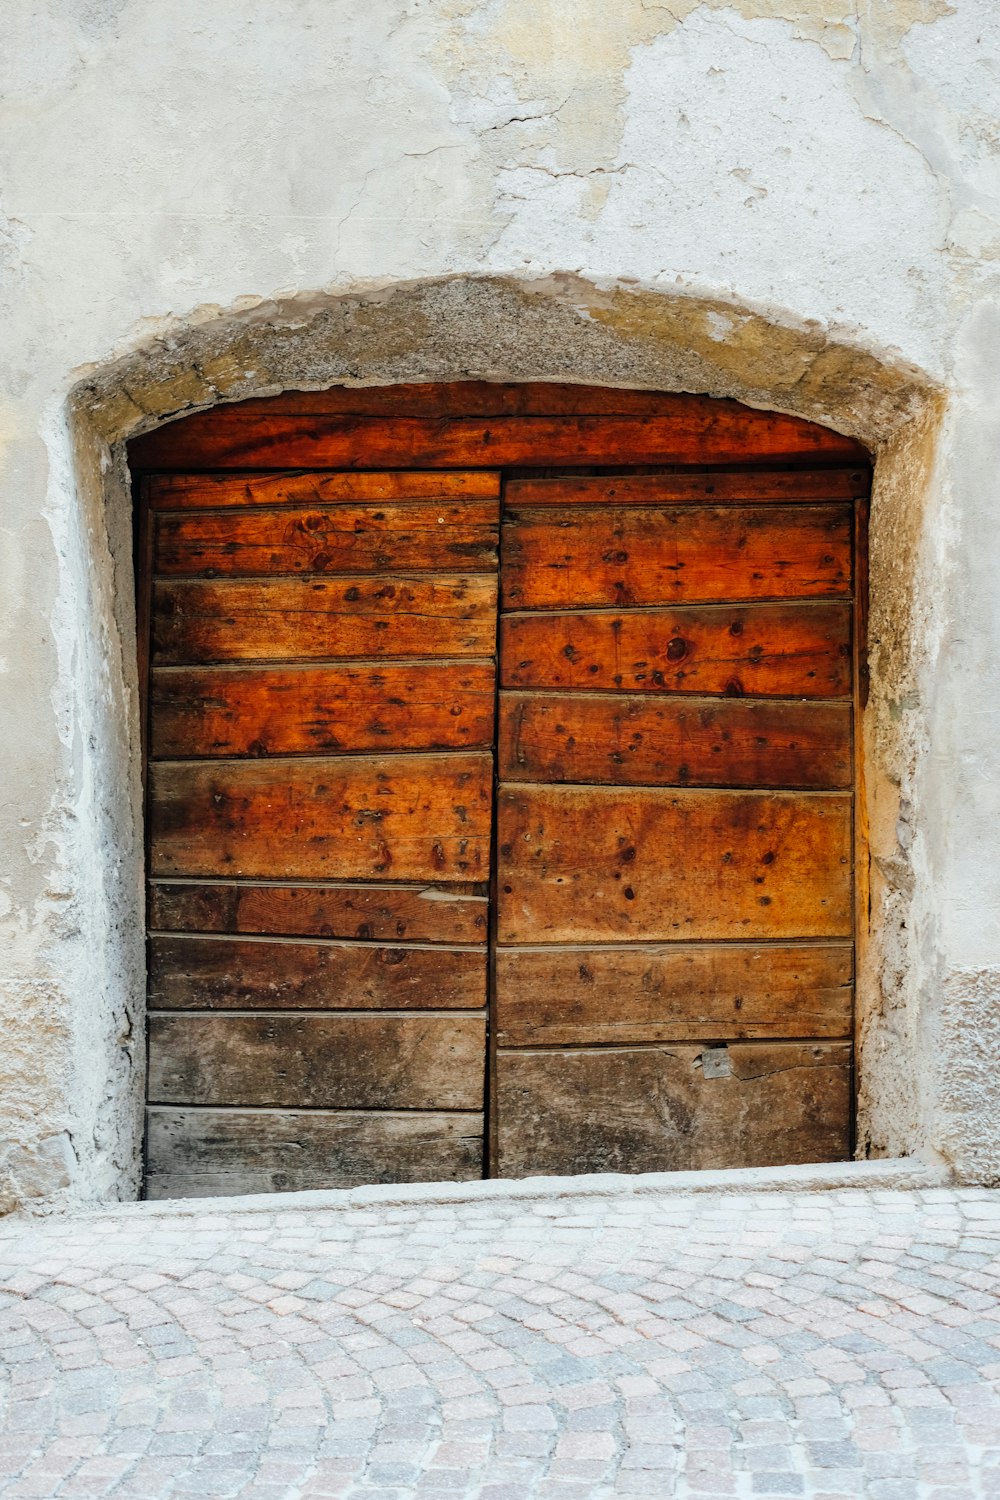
[1,0,1000,1209]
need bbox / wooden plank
[144,1108,484,1198]
[495,1042,851,1176]
[150,661,497,758]
[149,752,493,881]
[501,603,851,699]
[504,470,871,506]
[148,1013,486,1108]
[502,506,851,608]
[147,469,501,509]
[495,784,852,943]
[498,692,852,789]
[152,574,496,664]
[149,935,486,1011]
[155,501,499,576]
[148,880,489,945]
[129,412,868,472]
[495,944,853,1045]
[132,382,872,424]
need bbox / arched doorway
[129,381,870,1198]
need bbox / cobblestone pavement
[1,1184,999,1499]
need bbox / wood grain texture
[152,575,497,664]
[495,784,852,943]
[144,1108,484,1198]
[495,1042,852,1176]
[150,661,496,758]
[148,1013,486,1109]
[147,469,501,509]
[149,753,493,881]
[504,470,871,506]
[501,603,852,699]
[148,880,489,945]
[149,935,486,1011]
[495,944,853,1046]
[498,692,852,789]
[502,506,851,608]
[130,410,867,472]
[155,501,499,576]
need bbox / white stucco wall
[2,0,999,1210]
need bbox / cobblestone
[0,1186,998,1497]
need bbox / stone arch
[58,273,945,1206]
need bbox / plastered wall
[1,0,998,1210]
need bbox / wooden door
[141,469,499,1197]
[131,383,868,1198]
[493,472,857,1175]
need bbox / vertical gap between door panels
[484,471,507,1178]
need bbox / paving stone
[0,1187,998,1496]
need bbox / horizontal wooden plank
[152,574,497,664]
[495,1042,851,1176]
[130,412,868,472]
[149,753,493,881]
[150,661,497,758]
[148,1013,486,1108]
[144,1107,484,1198]
[149,935,486,1010]
[498,692,852,789]
[501,603,851,699]
[148,880,489,945]
[495,784,852,943]
[495,944,853,1046]
[504,469,870,506]
[155,501,499,576]
[502,506,851,609]
[133,382,871,425]
[147,469,501,509]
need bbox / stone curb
[3,1156,953,1230]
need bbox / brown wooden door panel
[496,785,852,943]
[149,753,493,882]
[495,1043,851,1176]
[145,1107,484,1199]
[501,603,851,698]
[133,395,866,1198]
[147,469,501,509]
[148,880,489,945]
[498,692,852,789]
[150,662,496,757]
[153,575,497,664]
[495,944,853,1046]
[149,935,486,1011]
[148,1013,486,1109]
[502,505,852,609]
[504,469,870,507]
[155,501,499,576]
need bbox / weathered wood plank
[504,470,871,506]
[155,501,499,576]
[495,944,853,1045]
[501,603,852,699]
[152,574,497,664]
[149,753,493,881]
[502,506,852,608]
[147,469,501,509]
[144,1107,484,1198]
[495,784,852,943]
[148,880,489,945]
[130,412,868,472]
[150,661,497,757]
[148,1013,486,1108]
[495,1042,852,1176]
[149,935,486,1010]
[498,692,852,789]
